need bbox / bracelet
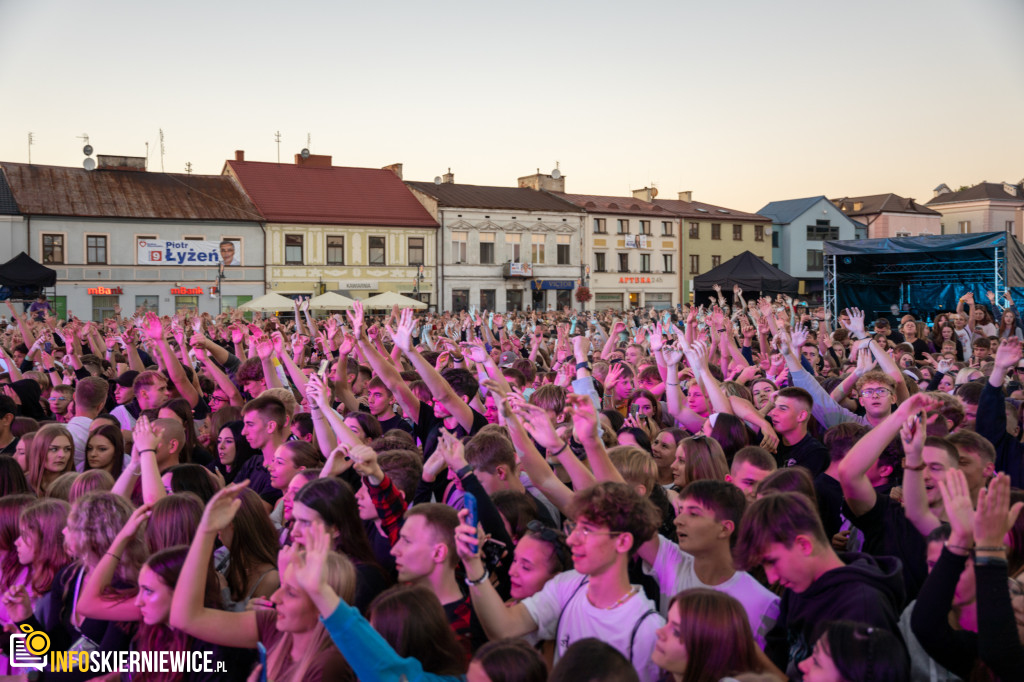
[901,458,926,472]
[945,542,973,554]
[139,449,157,454]
[975,545,1008,553]
[106,552,121,561]
[974,555,1008,567]
[665,381,679,386]
[455,464,474,480]
[465,567,490,586]
[549,442,570,458]
[575,361,590,370]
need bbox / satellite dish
[434,176,443,185]
[83,158,96,171]
[300,148,310,159]
[550,168,562,180]
[83,145,94,156]
[650,187,658,198]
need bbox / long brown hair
[670,588,763,682]
[681,436,729,487]
[26,424,74,495]
[18,498,71,595]
[225,488,279,602]
[368,584,468,677]
[145,493,204,553]
[0,494,35,594]
[84,424,126,479]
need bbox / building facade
[653,192,773,303]
[758,195,861,302]
[831,193,941,239]
[225,154,439,306]
[927,182,1024,241]
[407,172,585,312]
[556,189,681,311]
[1,159,265,320]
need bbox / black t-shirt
[414,401,489,459]
[813,473,844,539]
[776,433,828,477]
[842,493,927,601]
[378,413,414,435]
[0,435,18,456]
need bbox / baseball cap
[116,370,140,389]
[499,351,519,367]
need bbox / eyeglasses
[209,395,229,404]
[859,388,892,398]
[48,396,69,403]
[563,519,623,540]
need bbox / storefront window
[175,296,199,314]
[646,292,673,310]
[92,296,119,322]
[452,289,469,312]
[595,293,623,311]
[555,289,572,310]
[506,289,523,312]
[135,295,159,313]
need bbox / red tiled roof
[1,162,261,221]
[226,161,438,227]
[832,193,941,216]
[406,182,581,212]
[554,192,676,217]
[926,182,1024,206]
[653,198,769,222]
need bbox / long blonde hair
[265,551,356,682]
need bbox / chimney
[96,155,146,172]
[517,170,565,193]
[382,163,403,180]
[235,150,245,161]
[677,191,692,202]
[443,168,455,184]
[632,187,658,202]
[294,153,332,168]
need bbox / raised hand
[513,403,564,451]
[255,335,274,360]
[461,339,489,364]
[346,300,365,339]
[790,324,809,350]
[292,520,332,597]
[974,472,1024,548]
[564,393,600,443]
[391,308,416,353]
[271,331,287,355]
[938,469,974,547]
[994,337,1023,371]
[199,481,249,533]
[142,312,164,341]
[133,415,160,453]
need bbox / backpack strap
[629,609,659,663]
[554,575,589,649]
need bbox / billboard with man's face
[137,239,242,266]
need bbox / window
[479,233,495,264]
[42,234,64,264]
[712,255,721,268]
[327,236,345,265]
[689,223,699,239]
[369,236,386,265]
[408,237,424,266]
[640,254,651,273]
[895,232,912,237]
[595,252,606,272]
[480,289,496,311]
[618,253,629,273]
[958,221,971,234]
[557,235,570,265]
[531,234,546,264]
[711,223,721,240]
[285,234,303,264]
[755,225,765,242]
[807,249,824,271]
[689,254,700,274]
[452,289,469,312]
[733,224,742,241]
[452,231,468,263]
[663,254,673,273]
[134,295,158,313]
[772,231,779,248]
[593,218,607,234]
[1007,220,1015,231]
[807,220,839,241]
[174,296,199,314]
[91,295,119,322]
[86,235,107,264]
[506,233,521,262]
[617,219,630,234]
[640,220,651,235]
[662,221,674,236]
[506,289,523,312]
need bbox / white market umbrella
[361,291,427,310]
[238,292,297,312]
[308,291,356,310]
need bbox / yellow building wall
[265,223,437,301]
[681,220,772,301]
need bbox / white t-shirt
[642,535,780,648]
[66,416,93,471]
[522,570,663,682]
[111,404,137,431]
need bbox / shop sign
[530,280,575,290]
[138,239,241,266]
[618,277,663,284]
[171,287,203,295]
[87,287,123,295]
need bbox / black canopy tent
[693,251,799,302]
[823,232,1024,321]
[0,252,57,300]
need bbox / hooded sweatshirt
[765,552,906,678]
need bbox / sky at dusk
[2,0,1022,213]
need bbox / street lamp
[414,265,425,302]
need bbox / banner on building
[137,239,242,266]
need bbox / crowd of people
[0,284,1022,682]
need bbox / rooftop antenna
[159,129,166,172]
[185,162,193,175]
[27,132,34,164]
[145,141,149,167]
[275,131,282,163]
[306,132,311,150]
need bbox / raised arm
[350,302,422,424]
[78,504,150,621]
[142,313,200,407]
